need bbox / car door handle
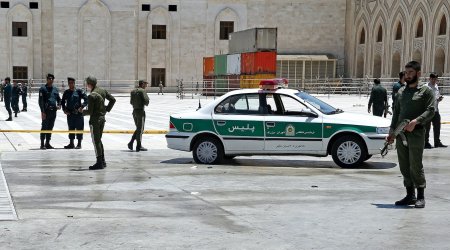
[216,121,226,126]
[266,122,275,128]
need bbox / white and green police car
[166,79,390,168]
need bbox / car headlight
[376,127,390,134]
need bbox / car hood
[323,112,391,127]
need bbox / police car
[166,79,390,168]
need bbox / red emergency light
[259,78,288,90]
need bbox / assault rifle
[380,119,410,157]
[383,103,392,118]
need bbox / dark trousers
[372,105,384,117]
[21,95,27,109]
[425,111,441,145]
[89,116,105,157]
[397,127,426,188]
[67,113,84,140]
[41,110,57,142]
[131,110,145,147]
[11,97,19,114]
[5,100,12,118]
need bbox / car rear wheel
[331,135,367,168]
[193,137,224,164]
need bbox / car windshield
[295,92,341,115]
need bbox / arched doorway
[373,54,382,78]
[391,52,401,77]
[356,54,364,78]
[434,48,446,76]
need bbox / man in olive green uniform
[81,76,116,170]
[386,61,435,209]
[128,80,150,152]
[368,78,387,117]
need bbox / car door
[264,93,323,153]
[212,93,265,152]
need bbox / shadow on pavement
[371,203,414,209]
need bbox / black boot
[102,155,107,168]
[64,139,75,149]
[5,117,12,121]
[40,141,46,150]
[14,112,17,117]
[395,187,417,206]
[128,135,135,150]
[45,141,54,149]
[89,156,105,170]
[136,145,148,152]
[75,140,82,149]
[415,188,425,208]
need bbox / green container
[214,76,228,95]
[214,55,227,76]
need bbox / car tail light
[169,122,176,129]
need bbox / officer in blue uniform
[11,81,21,117]
[61,77,88,149]
[21,82,27,112]
[39,74,61,149]
[3,77,12,121]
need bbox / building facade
[348,0,450,78]
[0,0,349,87]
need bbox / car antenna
[197,99,202,110]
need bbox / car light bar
[259,78,288,90]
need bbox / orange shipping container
[241,52,277,75]
[203,57,215,76]
[240,74,276,89]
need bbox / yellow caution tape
[442,122,450,125]
[0,130,168,134]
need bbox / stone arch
[391,52,401,77]
[376,24,383,42]
[410,2,430,39]
[434,48,446,76]
[431,0,450,35]
[78,0,111,81]
[6,4,33,79]
[439,15,448,35]
[147,6,172,86]
[413,50,422,66]
[373,54,382,78]
[356,53,365,78]
[359,27,366,44]
[214,7,240,54]
[394,20,403,40]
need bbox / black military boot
[14,112,17,117]
[395,187,417,206]
[64,139,75,149]
[136,145,148,152]
[40,141,46,150]
[5,117,12,121]
[102,155,107,168]
[75,140,82,149]
[415,188,425,208]
[45,140,54,149]
[128,135,135,150]
[89,156,105,170]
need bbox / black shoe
[40,145,46,150]
[14,113,17,117]
[5,117,12,121]
[45,144,54,149]
[64,143,75,149]
[128,141,133,151]
[415,198,425,208]
[102,156,107,168]
[21,109,27,112]
[424,142,433,149]
[395,196,417,206]
[435,142,447,148]
[137,146,148,152]
[89,157,105,170]
[75,144,82,149]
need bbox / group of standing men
[1,77,28,121]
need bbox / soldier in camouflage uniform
[368,78,387,117]
[81,76,116,170]
[386,61,435,209]
[128,80,149,152]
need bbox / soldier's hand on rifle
[404,119,418,132]
[41,112,46,120]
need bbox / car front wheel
[331,135,367,168]
[193,137,224,164]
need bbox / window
[220,21,234,40]
[376,25,383,42]
[151,68,165,87]
[439,16,447,35]
[215,94,261,115]
[13,66,28,82]
[168,5,177,12]
[12,22,27,37]
[278,95,309,116]
[29,2,38,9]
[142,4,150,11]
[416,19,424,38]
[152,25,166,39]
[395,22,402,40]
[359,28,365,44]
[0,1,9,8]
